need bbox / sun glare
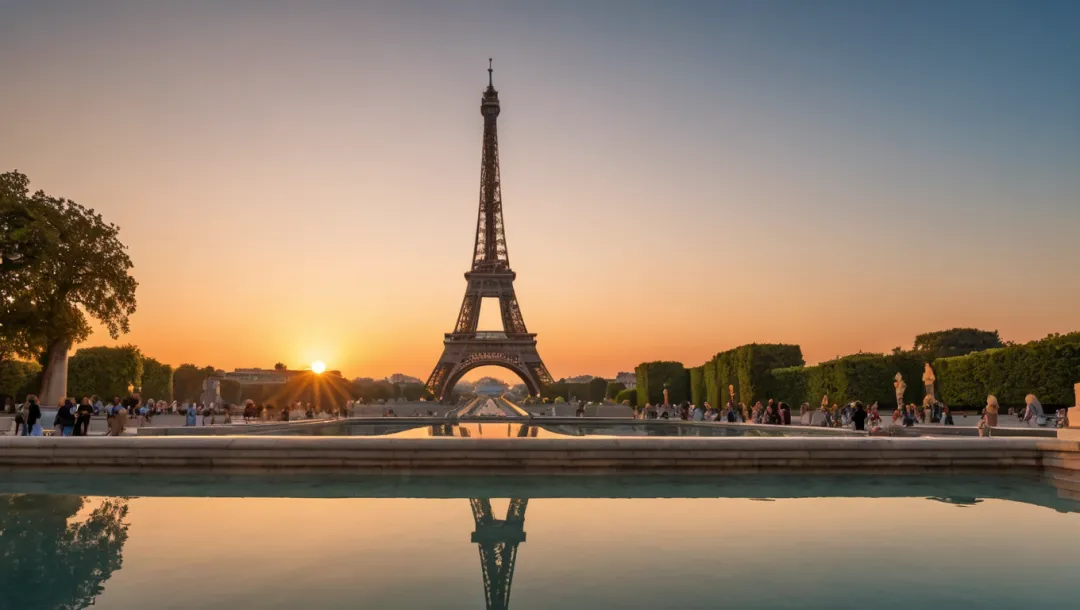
[311,360,327,374]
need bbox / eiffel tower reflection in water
[469,498,528,610]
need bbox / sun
[311,360,327,374]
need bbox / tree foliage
[67,346,143,401]
[913,328,1004,359]
[0,171,137,360]
[140,357,173,401]
[0,495,130,610]
[587,377,607,402]
[0,359,40,403]
[172,364,216,402]
[605,381,625,400]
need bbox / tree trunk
[39,338,71,406]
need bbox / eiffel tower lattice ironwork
[470,498,528,610]
[425,60,552,401]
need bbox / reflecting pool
[1,474,1077,609]
[253,420,854,437]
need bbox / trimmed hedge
[689,366,706,406]
[67,346,143,400]
[705,344,805,405]
[614,388,637,407]
[934,333,1080,407]
[704,361,719,408]
[768,352,923,408]
[635,361,690,405]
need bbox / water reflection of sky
[2,477,1078,609]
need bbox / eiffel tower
[470,498,528,610]
[425,61,552,402]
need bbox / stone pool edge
[1,436,1077,487]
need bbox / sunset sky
[2,1,1078,382]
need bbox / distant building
[222,367,340,384]
[615,372,636,389]
[388,373,424,385]
[563,375,596,384]
[475,376,509,396]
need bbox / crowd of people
[2,393,376,437]
[630,391,1067,435]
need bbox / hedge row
[769,352,924,408]
[689,366,706,407]
[541,378,607,402]
[710,344,804,406]
[638,333,1079,410]
[934,332,1080,407]
[635,345,803,407]
[635,361,690,406]
[614,387,638,407]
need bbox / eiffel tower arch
[470,498,528,610]
[425,61,552,402]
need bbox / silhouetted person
[851,402,868,431]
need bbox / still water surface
[1,474,1077,609]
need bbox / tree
[172,364,215,402]
[587,377,607,402]
[273,362,287,371]
[605,381,626,400]
[0,495,130,609]
[0,359,40,404]
[67,346,142,400]
[913,328,1004,359]
[0,171,137,400]
[140,357,173,401]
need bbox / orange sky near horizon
[3,3,1078,384]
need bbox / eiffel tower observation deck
[425,61,553,402]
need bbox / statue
[922,363,936,401]
[728,384,736,404]
[893,373,906,411]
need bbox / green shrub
[634,361,689,405]
[935,333,1080,407]
[614,388,637,407]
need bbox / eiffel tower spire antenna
[424,64,552,402]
